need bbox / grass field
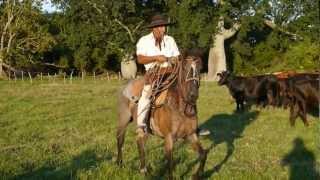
[0,79,319,180]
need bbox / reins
[147,56,201,112]
[148,57,180,106]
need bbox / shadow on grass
[129,111,259,179]
[281,138,320,180]
[199,110,259,178]
[146,155,167,180]
[146,141,192,180]
[14,149,112,180]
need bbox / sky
[41,0,59,13]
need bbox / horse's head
[178,49,203,105]
[217,71,231,85]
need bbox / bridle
[178,56,201,108]
[184,56,201,87]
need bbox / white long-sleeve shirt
[136,33,180,71]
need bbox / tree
[0,0,55,77]
[208,16,240,80]
[39,0,319,75]
[51,0,146,73]
[205,0,317,79]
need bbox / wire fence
[3,71,211,84]
[4,71,126,83]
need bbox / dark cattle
[273,72,319,126]
[275,78,291,108]
[287,79,320,126]
[275,72,319,107]
[273,71,319,80]
[217,71,278,111]
[255,75,279,107]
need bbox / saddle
[122,78,168,107]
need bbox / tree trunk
[207,35,226,81]
[0,64,3,78]
[121,53,137,79]
[0,51,4,78]
[207,17,240,81]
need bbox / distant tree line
[0,0,319,79]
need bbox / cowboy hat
[146,14,173,28]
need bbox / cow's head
[217,71,231,85]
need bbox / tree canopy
[0,0,318,76]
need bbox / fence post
[28,72,32,83]
[63,73,66,84]
[118,72,121,81]
[70,70,73,83]
[107,72,110,81]
[54,73,57,83]
[40,72,43,81]
[14,71,16,82]
[22,71,24,81]
[81,71,84,81]
[93,71,96,82]
[8,72,10,81]
[204,73,207,91]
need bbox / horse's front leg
[136,129,148,174]
[164,134,174,180]
[188,133,207,179]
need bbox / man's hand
[156,55,167,63]
[137,55,167,64]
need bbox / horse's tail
[116,86,133,165]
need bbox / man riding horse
[117,15,209,178]
[136,14,210,136]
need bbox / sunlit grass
[0,79,319,179]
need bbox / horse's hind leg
[116,99,132,165]
[187,133,207,179]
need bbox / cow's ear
[217,73,222,77]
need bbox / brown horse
[116,50,207,179]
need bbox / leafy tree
[2,0,317,76]
[50,0,145,73]
[0,0,55,77]
[231,0,319,75]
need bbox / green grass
[0,79,319,179]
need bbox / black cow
[273,73,319,126]
[217,71,278,111]
[287,78,320,126]
[275,73,319,107]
